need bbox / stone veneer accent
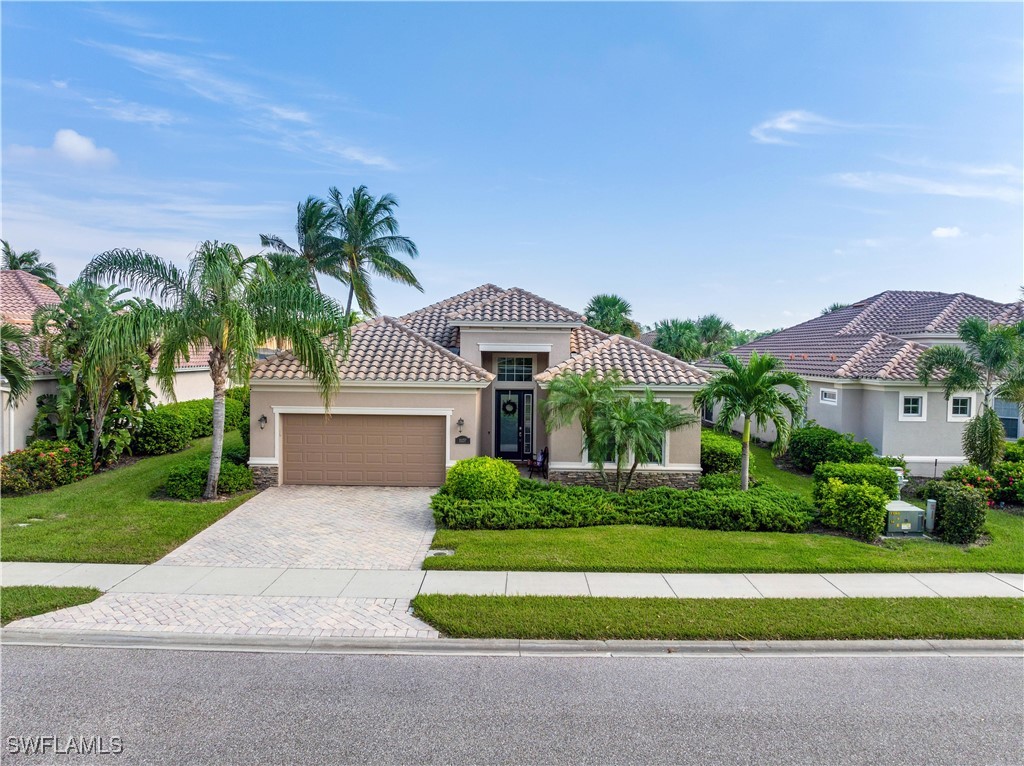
[548,469,700,490]
[250,465,279,490]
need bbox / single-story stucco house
[0,270,215,453]
[248,284,710,488]
[693,290,1023,478]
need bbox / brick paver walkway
[157,486,436,570]
[11,593,438,639]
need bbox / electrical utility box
[886,505,925,535]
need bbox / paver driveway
[157,486,436,570]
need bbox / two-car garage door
[281,414,446,487]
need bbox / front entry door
[495,390,533,460]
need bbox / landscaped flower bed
[0,440,93,496]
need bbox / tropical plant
[821,302,850,315]
[583,294,640,338]
[1,240,57,283]
[917,316,1024,469]
[653,318,701,361]
[259,196,345,293]
[81,241,350,498]
[694,314,736,358]
[327,185,421,319]
[693,351,809,490]
[0,321,34,406]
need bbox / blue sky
[2,2,1021,330]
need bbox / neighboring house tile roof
[570,324,609,354]
[708,290,1022,381]
[0,270,59,326]
[446,287,584,325]
[175,340,214,370]
[638,330,657,347]
[252,316,494,384]
[535,334,710,387]
[398,283,504,349]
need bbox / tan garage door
[281,413,446,487]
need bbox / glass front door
[495,390,533,460]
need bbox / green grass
[1,586,102,626]
[1,433,254,564]
[748,440,814,499]
[413,595,1024,640]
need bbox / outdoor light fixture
[258,415,268,430]
[456,418,465,433]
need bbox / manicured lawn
[1,433,254,564]
[425,510,1024,573]
[747,440,813,499]
[412,595,1024,640]
[1,586,102,625]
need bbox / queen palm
[328,185,422,318]
[917,316,1024,469]
[259,196,345,293]
[82,241,350,498]
[584,294,640,338]
[694,351,808,490]
[2,240,57,283]
[1,321,34,405]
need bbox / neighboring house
[694,290,1024,478]
[248,284,709,488]
[0,271,214,453]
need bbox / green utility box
[886,506,925,535]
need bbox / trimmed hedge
[700,431,742,475]
[226,387,251,448]
[0,440,93,495]
[431,483,813,533]
[444,457,520,501]
[942,465,998,504]
[812,462,900,502]
[222,444,250,467]
[991,462,1024,505]
[921,480,988,545]
[164,458,255,500]
[133,406,193,455]
[789,425,876,472]
[1003,442,1024,463]
[816,478,888,541]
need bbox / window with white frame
[496,357,533,382]
[582,433,667,466]
[820,388,838,406]
[900,394,926,421]
[948,395,973,422]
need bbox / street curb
[2,629,1021,658]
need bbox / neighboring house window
[820,389,838,406]
[701,402,714,423]
[995,398,1020,440]
[583,435,666,466]
[899,393,926,421]
[947,394,974,422]
[497,357,533,382]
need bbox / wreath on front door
[502,400,518,416]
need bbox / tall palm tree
[821,302,850,316]
[694,314,736,358]
[653,318,702,361]
[694,352,808,490]
[328,185,422,318]
[1,321,34,406]
[918,316,1024,469]
[82,241,350,498]
[584,294,640,338]
[2,240,57,283]
[259,196,345,293]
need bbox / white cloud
[51,79,68,89]
[831,171,1021,203]
[932,226,964,238]
[8,129,117,168]
[87,98,180,126]
[750,110,856,145]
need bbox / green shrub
[789,425,877,472]
[226,387,251,446]
[443,457,521,501]
[864,455,908,472]
[816,478,888,542]
[0,440,93,496]
[133,406,193,455]
[698,472,741,491]
[700,431,742,475]
[1003,442,1024,463]
[921,481,987,545]
[222,444,250,467]
[164,459,255,500]
[942,464,997,504]
[991,461,1024,505]
[431,482,813,533]
[812,462,899,502]
[170,400,213,437]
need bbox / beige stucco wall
[151,368,215,404]
[248,383,484,468]
[457,327,574,368]
[1,378,57,454]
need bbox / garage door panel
[281,413,445,487]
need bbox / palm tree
[259,196,345,293]
[653,318,702,361]
[917,316,1024,469]
[694,314,736,358]
[2,240,57,283]
[81,241,350,498]
[328,185,422,318]
[821,302,849,315]
[694,352,808,490]
[584,294,640,338]
[1,321,34,405]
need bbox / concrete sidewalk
[3,561,1022,599]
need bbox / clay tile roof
[535,334,710,387]
[397,283,504,349]
[570,324,610,354]
[0,271,59,326]
[251,317,494,384]
[446,287,584,325]
[638,330,657,347]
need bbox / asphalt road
[1,646,1021,765]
